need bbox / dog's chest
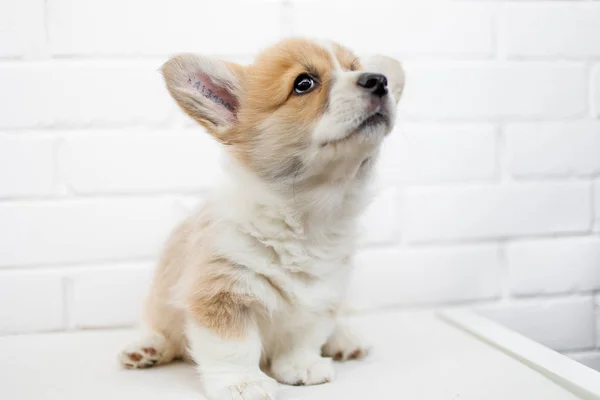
[277,257,352,312]
[250,211,355,277]
[212,196,361,310]
[253,216,356,312]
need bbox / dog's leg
[119,331,178,369]
[269,317,336,386]
[321,321,370,362]
[187,318,277,400]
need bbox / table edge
[437,309,600,400]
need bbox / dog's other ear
[161,54,245,142]
[362,55,405,104]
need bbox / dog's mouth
[320,112,390,147]
[357,111,389,131]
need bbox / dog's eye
[293,74,315,94]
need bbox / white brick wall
[291,2,494,57]
[0,134,55,197]
[0,0,46,59]
[401,62,586,120]
[0,61,175,128]
[48,0,282,56]
[499,3,600,60]
[403,183,591,243]
[59,130,223,194]
[506,122,600,178]
[379,123,497,184]
[595,180,600,232]
[1,0,599,369]
[507,237,600,296]
[360,188,401,245]
[69,263,154,329]
[594,66,600,119]
[0,199,180,266]
[0,271,64,333]
[350,245,502,310]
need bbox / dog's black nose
[357,73,388,97]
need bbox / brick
[477,296,596,352]
[359,187,400,245]
[379,123,496,184]
[401,62,586,120]
[70,263,153,328]
[48,0,281,56]
[506,121,600,178]
[594,294,600,349]
[594,65,600,119]
[0,0,45,58]
[0,198,181,267]
[0,271,64,333]
[403,183,591,243]
[292,2,492,57]
[0,61,174,128]
[0,134,55,197]
[349,245,501,311]
[501,4,600,59]
[60,130,223,194]
[595,181,600,232]
[507,237,600,296]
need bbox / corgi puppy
[119,37,404,400]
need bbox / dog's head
[162,38,404,189]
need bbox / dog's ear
[362,55,405,104]
[161,54,246,142]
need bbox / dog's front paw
[322,324,370,362]
[271,353,334,386]
[204,373,277,400]
[119,332,172,369]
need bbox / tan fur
[187,281,254,340]
[231,39,341,176]
[143,212,257,348]
[142,218,195,360]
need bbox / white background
[0,0,599,370]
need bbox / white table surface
[0,311,592,400]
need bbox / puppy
[119,38,404,400]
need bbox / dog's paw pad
[127,352,143,362]
[119,342,165,369]
[322,327,370,362]
[324,344,369,362]
[142,347,157,356]
[119,333,174,369]
[350,348,367,359]
[120,348,161,368]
